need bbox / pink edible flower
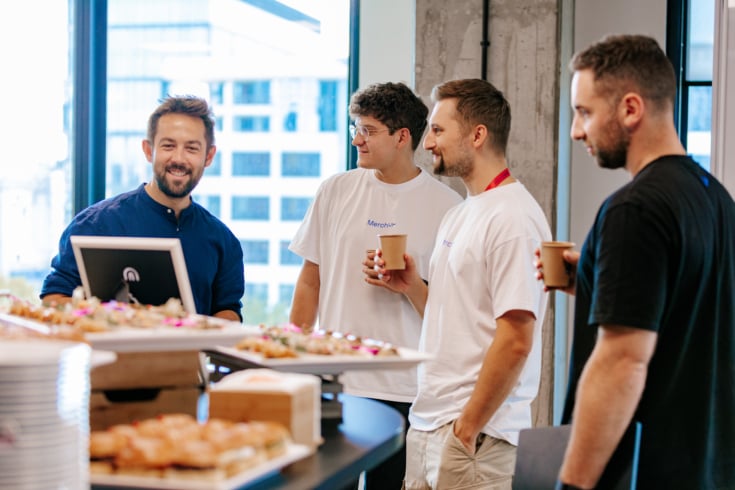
[103,301,127,311]
[73,307,93,317]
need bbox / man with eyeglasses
[289,82,463,489]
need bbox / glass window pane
[194,194,221,218]
[210,81,224,105]
[687,85,712,171]
[233,153,271,176]
[280,241,303,265]
[234,81,271,104]
[319,80,339,131]
[106,0,350,324]
[279,284,295,303]
[0,1,72,303]
[245,283,268,302]
[209,152,222,176]
[240,240,269,265]
[282,152,321,177]
[234,116,271,132]
[232,197,270,221]
[686,0,715,80]
[281,197,312,221]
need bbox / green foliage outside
[0,276,40,305]
[242,298,290,326]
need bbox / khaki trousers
[403,421,516,490]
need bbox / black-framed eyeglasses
[349,124,391,140]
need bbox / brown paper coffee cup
[378,234,407,270]
[540,241,575,288]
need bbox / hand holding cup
[377,234,407,270]
[537,241,578,293]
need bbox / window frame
[666,0,714,154]
[71,0,361,214]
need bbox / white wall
[568,0,668,253]
[712,0,735,195]
[551,0,667,420]
[358,0,415,88]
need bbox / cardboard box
[90,386,202,430]
[208,369,322,448]
[91,350,205,390]
[89,350,206,430]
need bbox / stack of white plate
[0,340,91,490]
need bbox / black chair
[512,422,642,490]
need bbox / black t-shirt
[564,155,735,489]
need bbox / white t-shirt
[409,182,551,444]
[289,167,463,402]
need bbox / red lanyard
[484,168,511,191]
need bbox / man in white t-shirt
[289,82,463,489]
[366,79,551,489]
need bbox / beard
[595,118,630,170]
[432,147,474,178]
[154,164,202,198]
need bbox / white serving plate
[0,312,259,353]
[84,322,259,353]
[209,345,434,375]
[89,443,312,490]
[91,349,117,368]
[0,338,90,366]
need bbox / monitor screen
[70,236,196,313]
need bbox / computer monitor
[70,236,197,313]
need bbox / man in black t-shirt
[544,35,735,489]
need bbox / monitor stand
[112,280,141,305]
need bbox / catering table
[91,394,405,490]
[245,394,405,489]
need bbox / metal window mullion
[347,0,359,170]
[72,0,107,215]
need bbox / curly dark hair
[430,79,511,154]
[569,34,676,113]
[349,82,429,151]
[147,95,216,150]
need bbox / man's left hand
[453,417,479,454]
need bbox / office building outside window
[668,0,715,170]
[0,1,71,303]
[102,0,350,324]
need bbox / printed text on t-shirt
[367,219,396,229]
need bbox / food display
[4,289,221,333]
[0,311,87,343]
[89,413,294,482]
[0,289,256,352]
[207,324,433,375]
[235,323,400,358]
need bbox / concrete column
[415,0,560,427]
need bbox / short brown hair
[349,82,428,151]
[569,34,676,112]
[430,79,511,154]
[147,95,216,150]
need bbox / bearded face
[432,143,474,178]
[153,161,203,198]
[425,99,476,180]
[571,70,631,171]
[593,114,630,170]
[144,113,213,200]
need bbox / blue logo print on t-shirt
[367,219,396,229]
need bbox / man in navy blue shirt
[41,96,244,321]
